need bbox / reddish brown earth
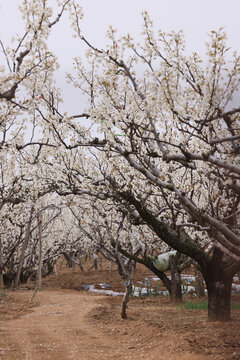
[0,259,239,360]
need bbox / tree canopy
[0,1,240,321]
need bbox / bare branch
[48,0,71,28]
[209,133,240,146]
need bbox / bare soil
[0,259,239,360]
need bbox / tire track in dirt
[0,290,124,360]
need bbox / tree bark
[14,206,34,288]
[205,274,233,321]
[0,236,4,289]
[201,248,234,321]
[63,252,74,268]
[169,255,182,303]
[78,258,84,271]
[121,279,132,319]
[194,266,205,298]
[37,212,42,290]
[54,264,58,275]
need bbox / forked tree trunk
[205,275,233,321]
[169,255,182,303]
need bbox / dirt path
[0,289,211,360]
[1,290,120,360]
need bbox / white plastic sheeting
[152,250,177,272]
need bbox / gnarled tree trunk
[203,248,234,321]
[205,274,233,321]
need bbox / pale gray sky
[1,0,240,114]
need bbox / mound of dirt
[89,295,240,360]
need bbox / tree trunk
[169,255,182,303]
[63,252,74,268]
[194,266,205,298]
[72,261,75,273]
[78,259,84,271]
[121,279,132,319]
[54,264,58,275]
[0,236,4,290]
[206,275,233,321]
[37,212,42,290]
[14,206,34,288]
[93,257,98,270]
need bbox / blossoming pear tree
[55,11,240,321]
[0,0,83,286]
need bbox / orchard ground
[0,259,239,360]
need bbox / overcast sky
[1,0,240,114]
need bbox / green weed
[177,300,240,310]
